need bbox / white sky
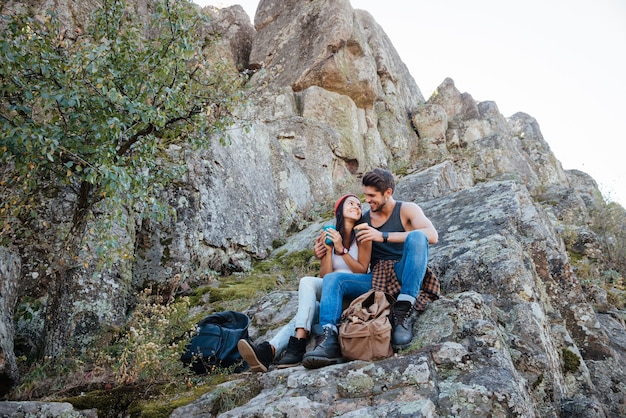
[196,0,626,207]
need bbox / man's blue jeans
[318,230,429,327]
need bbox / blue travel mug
[323,225,336,245]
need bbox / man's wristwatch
[382,231,389,243]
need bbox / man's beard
[371,197,387,212]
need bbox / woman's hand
[324,227,343,251]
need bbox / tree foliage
[1,0,243,256]
[0,0,245,357]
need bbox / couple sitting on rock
[237,168,440,372]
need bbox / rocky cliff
[1,0,624,416]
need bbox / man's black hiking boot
[237,339,273,372]
[302,325,343,369]
[276,336,307,369]
[391,300,418,350]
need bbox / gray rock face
[133,0,431,283]
[0,247,20,394]
[174,175,624,417]
[0,401,96,417]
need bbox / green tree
[0,0,244,358]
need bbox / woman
[237,194,371,372]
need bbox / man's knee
[321,271,346,290]
[406,230,428,249]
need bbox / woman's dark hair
[362,168,395,193]
[335,196,362,246]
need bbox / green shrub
[562,347,580,373]
[109,288,194,385]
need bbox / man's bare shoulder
[399,201,423,213]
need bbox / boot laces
[315,326,332,347]
[393,303,411,326]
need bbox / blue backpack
[181,311,250,374]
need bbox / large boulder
[173,172,625,417]
[132,0,432,283]
[0,247,20,395]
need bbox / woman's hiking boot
[237,339,274,372]
[302,325,343,369]
[276,336,307,369]
[391,300,418,350]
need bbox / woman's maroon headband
[334,194,359,215]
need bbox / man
[302,168,438,369]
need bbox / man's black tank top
[362,201,405,267]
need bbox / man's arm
[354,202,438,245]
[400,202,438,244]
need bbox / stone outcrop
[174,172,625,417]
[0,247,20,396]
[1,0,624,416]
[0,401,96,417]
[133,0,432,284]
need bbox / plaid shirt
[371,259,441,311]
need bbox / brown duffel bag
[338,290,395,361]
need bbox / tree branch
[116,123,155,157]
